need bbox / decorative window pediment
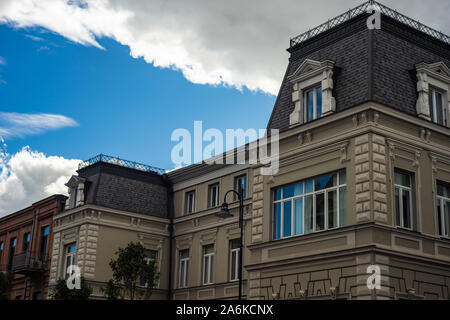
[288,59,336,126]
[415,61,450,127]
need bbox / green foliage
[49,276,92,300]
[104,242,160,300]
[0,272,11,300]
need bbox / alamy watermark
[366,265,381,290]
[66,265,81,290]
[171,121,279,175]
[367,3,381,30]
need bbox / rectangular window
[8,237,16,268]
[229,239,240,282]
[437,181,450,238]
[178,250,189,288]
[140,250,158,286]
[64,243,77,280]
[0,241,3,264]
[202,244,214,285]
[209,183,220,208]
[235,175,247,199]
[273,170,346,239]
[429,87,446,126]
[304,86,322,123]
[22,232,31,252]
[185,191,196,214]
[394,170,413,230]
[39,225,50,259]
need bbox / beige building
[49,1,450,300]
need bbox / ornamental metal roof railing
[290,0,450,48]
[78,154,166,175]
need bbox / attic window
[415,61,450,128]
[288,59,335,126]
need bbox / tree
[49,276,92,300]
[0,272,11,300]
[103,242,160,300]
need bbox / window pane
[429,89,434,121]
[316,87,322,118]
[395,188,401,226]
[283,201,292,237]
[180,261,185,287]
[305,195,313,234]
[231,251,237,280]
[305,180,313,193]
[437,199,442,236]
[394,171,410,187]
[437,182,450,197]
[444,201,450,237]
[294,198,303,235]
[274,202,281,239]
[274,188,282,201]
[307,89,314,122]
[328,190,337,229]
[316,193,325,231]
[402,189,411,229]
[436,91,444,125]
[315,173,337,190]
[283,183,302,198]
[339,170,346,185]
[339,187,347,227]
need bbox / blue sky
[0,25,275,170]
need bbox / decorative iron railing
[290,0,450,47]
[11,251,46,273]
[78,154,166,175]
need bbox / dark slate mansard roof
[267,1,450,132]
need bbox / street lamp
[216,188,244,300]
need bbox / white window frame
[394,171,413,230]
[185,191,195,214]
[437,182,450,238]
[178,250,189,288]
[235,175,247,199]
[303,85,322,123]
[429,86,447,126]
[229,240,240,282]
[209,183,219,208]
[141,250,158,287]
[273,170,346,240]
[64,243,77,280]
[202,245,214,285]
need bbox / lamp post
[216,188,244,300]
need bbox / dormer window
[429,87,446,126]
[304,86,322,122]
[65,175,86,210]
[415,61,450,127]
[289,59,335,126]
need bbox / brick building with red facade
[0,194,67,300]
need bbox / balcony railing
[11,251,46,274]
[78,153,166,175]
[290,0,450,47]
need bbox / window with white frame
[185,191,195,214]
[394,170,413,230]
[304,86,322,123]
[273,170,346,240]
[202,244,214,285]
[178,249,189,288]
[235,175,247,199]
[437,181,450,238]
[229,239,240,282]
[140,249,158,286]
[209,183,219,208]
[64,243,77,280]
[429,87,447,126]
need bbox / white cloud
[0,0,448,95]
[0,142,80,217]
[0,112,79,138]
[0,56,6,66]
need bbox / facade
[0,195,67,299]
[8,0,449,300]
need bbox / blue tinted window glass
[0,242,3,250]
[283,183,302,198]
[295,198,303,235]
[274,188,282,201]
[283,201,292,237]
[316,87,322,118]
[315,173,337,190]
[43,226,50,236]
[274,203,281,239]
[307,90,314,122]
[305,180,313,193]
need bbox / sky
[0,0,449,216]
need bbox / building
[48,1,449,300]
[0,195,67,300]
